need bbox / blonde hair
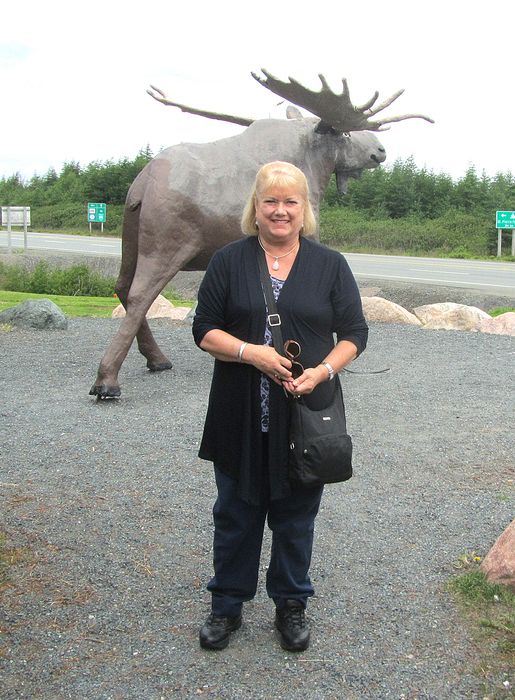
[241,161,317,236]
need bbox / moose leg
[89,257,184,399]
[114,199,173,372]
[115,284,173,372]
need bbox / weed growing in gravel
[448,557,514,698]
[0,532,24,592]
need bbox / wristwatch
[321,361,335,381]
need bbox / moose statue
[90,69,433,398]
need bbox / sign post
[7,207,11,254]
[495,211,515,257]
[87,202,107,233]
[1,206,31,252]
[23,207,28,250]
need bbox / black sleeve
[192,250,229,348]
[331,255,368,356]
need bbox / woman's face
[255,186,305,246]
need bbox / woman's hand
[199,331,293,385]
[283,365,328,396]
[244,344,293,386]
[283,340,359,395]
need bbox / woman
[192,161,368,651]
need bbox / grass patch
[448,557,515,697]
[0,290,120,317]
[490,307,515,317]
[0,290,193,318]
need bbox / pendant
[272,259,280,271]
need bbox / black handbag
[257,248,353,486]
[288,383,352,486]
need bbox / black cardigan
[192,235,368,504]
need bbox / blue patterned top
[261,275,285,432]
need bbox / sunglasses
[284,340,304,379]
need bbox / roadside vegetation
[0,261,193,316]
[1,151,514,258]
[448,554,514,699]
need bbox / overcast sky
[1,0,514,182]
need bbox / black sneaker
[275,600,310,651]
[199,612,242,650]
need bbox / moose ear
[315,121,340,136]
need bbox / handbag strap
[257,246,285,355]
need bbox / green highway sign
[496,210,515,229]
[88,202,107,223]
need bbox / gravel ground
[1,313,514,700]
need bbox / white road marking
[410,269,469,275]
[353,272,514,288]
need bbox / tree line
[0,146,154,208]
[1,151,514,256]
[1,150,513,217]
[323,157,515,219]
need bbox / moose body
[90,71,432,398]
[126,119,385,270]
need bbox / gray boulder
[0,299,68,330]
[413,302,490,331]
[480,519,515,590]
[475,311,515,337]
[361,296,422,325]
[112,294,190,320]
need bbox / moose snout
[371,147,386,165]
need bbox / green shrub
[319,208,496,256]
[0,261,116,297]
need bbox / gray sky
[1,0,514,182]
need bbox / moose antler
[147,85,254,127]
[251,69,434,134]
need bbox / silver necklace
[258,236,299,271]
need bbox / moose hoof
[89,383,121,399]
[146,360,173,372]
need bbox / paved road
[1,230,514,296]
[348,252,515,296]
[0,230,120,256]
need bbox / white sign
[1,206,31,226]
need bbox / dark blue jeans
[208,465,324,617]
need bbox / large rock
[112,294,190,320]
[0,299,68,330]
[361,296,421,325]
[413,302,491,331]
[475,312,515,337]
[480,519,515,590]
